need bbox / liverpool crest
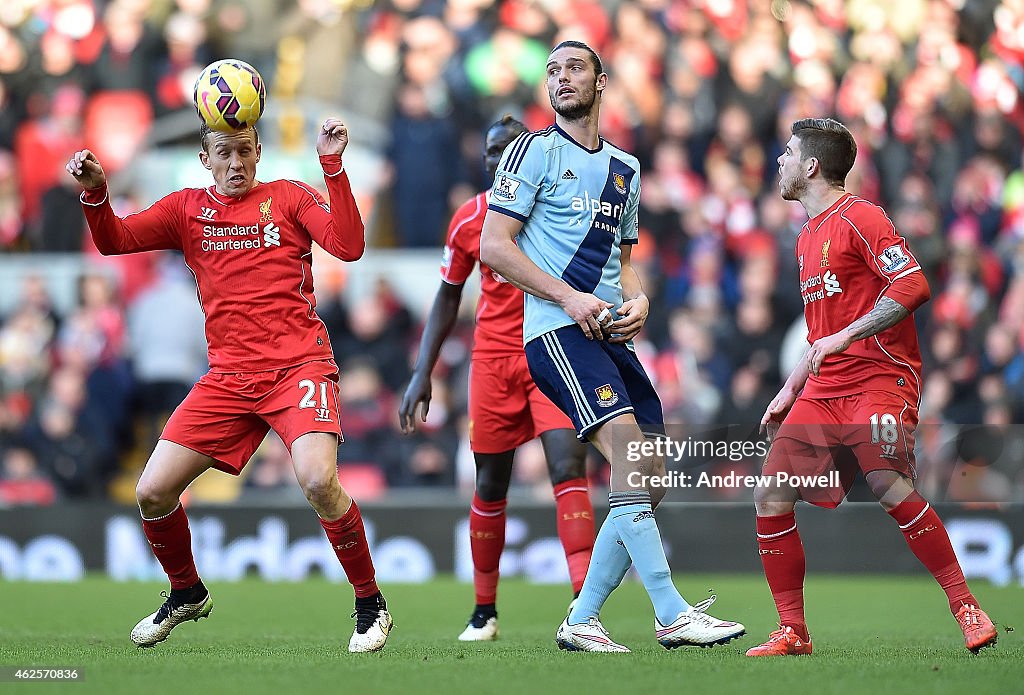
[259,197,273,223]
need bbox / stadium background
[0,0,1022,586]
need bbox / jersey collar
[205,181,262,205]
[807,192,853,233]
[554,123,604,154]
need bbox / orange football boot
[956,604,997,653]
[745,625,813,657]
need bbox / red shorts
[161,360,343,475]
[468,353,574,454]
[763,391,918,508]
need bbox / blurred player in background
[399,115,595,642]
[481,41,745,652]
[750,117,997,656]
[66,118,393,653]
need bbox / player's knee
[867,471,913,511]
[299,473,338,510]
[753,485,794,516]
[475,476,509,502]
[135,480,176,517]
[474,457,512,501]
[548,457,585,486]
[626,454,656,477]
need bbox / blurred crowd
[2,0,1024,504]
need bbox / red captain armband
[883,269,930,313]
[80,183,109,206]
[319,154,344,177]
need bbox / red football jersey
[81,155,363,372]
[796,193,923,404]
[440,192,523,357]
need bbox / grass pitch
[0,575,1020,695]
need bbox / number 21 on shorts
[298,379,335,423]
[869,412,900,458]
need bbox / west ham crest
[595,384,619,408]
[612,173,627,195]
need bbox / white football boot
[348,596,393,653]
[458,611,499,641]
[655,595,746,648]
[556,615,631,652]
[130,588,213,647]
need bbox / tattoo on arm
[846,296,909,342]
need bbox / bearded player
[748,117,997,656]
[65,118,393,652]
[481,41,745,652]
[399,115,595,641]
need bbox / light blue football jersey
[487,124,640,345]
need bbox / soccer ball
[193,59,266,132]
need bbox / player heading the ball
[194,59,266,132]
[66,113,392,653]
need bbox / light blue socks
[568,491,689,626]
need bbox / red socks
[756,512,809,641]
[142,504,200,590]
[888,491,976,613]
[320,501,379,598]
[755,493,977,641]
[471,483,594,603]
[553,479,595,594]
[469,495,506,605]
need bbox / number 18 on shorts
[763,392,917,508]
